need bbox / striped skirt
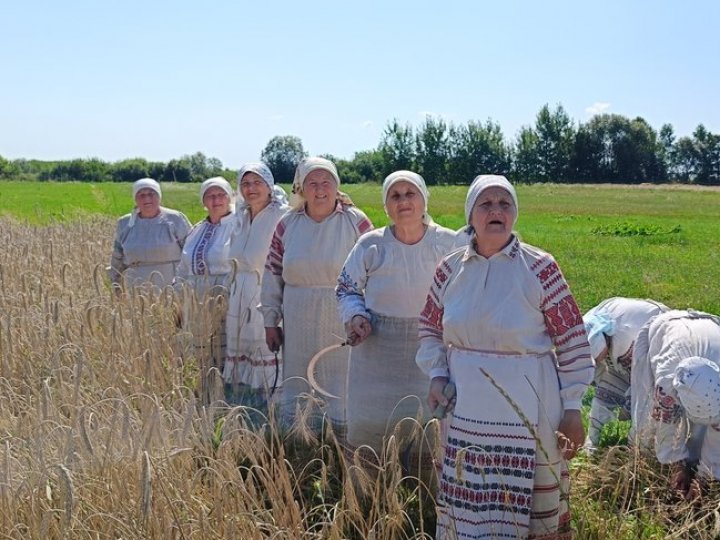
[436,348,571,540]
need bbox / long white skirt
[281,284,349,438]
[437,348,571,540]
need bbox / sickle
[306,341,349,399]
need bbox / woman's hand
[346,315,372,346]
[428,376,455,417]
[557,410,584,460]
[265,327,283,352]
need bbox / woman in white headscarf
[223,163,289,410]
[630,309,720,499]
[416,174,593,540]
[109,178,191,291]
[582,297,669,448]
[336,170,458,468]
[176,177,237,401]
[260,157,373,438]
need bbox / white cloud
[268,114,284,121]
[361,120,373,128]
[585,102,611,116]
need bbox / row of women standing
[111,165,595,540]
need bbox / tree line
[1,104,719,185]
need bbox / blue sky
[1,1,718,169]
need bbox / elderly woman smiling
[416,175,593,540]
[260,157,372,437]
[223,163,289,411]
[176,177,237,400]
[109,178,191,291]
[336,170,458,466]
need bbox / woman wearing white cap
[176,177,237,399]
[260,157,372,438]
[583,297,669,449]
[630,309,720,498]
[416,174,593,539]
[223,163,289,411]
[336,170,458,467]
[109,178,191,291]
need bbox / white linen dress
[416,236,593,540]
[260,201,372,438]
[109,207,191,289]
[336,223,458,462]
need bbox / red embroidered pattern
[543,296,583,338]
[420,295,443,332]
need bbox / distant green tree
[162,157,193,183]
[415,116,449,185]
[674,136,698,182]
[261,135,307,184]
[0,155,19,179]
[571,114,664,183]
[42,158,110,182]
[692,124,720,184]
[111,158,152,182]
[535,104,576,182]
[335,150,384,184]
[378,120,415,177]
[658,124,677,180]
[512,127,541,182]
[448,119,510,184]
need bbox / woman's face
[385,181,424,226]
[203,186,231,220]
[470,186,517,249]
[303,169,337,215]
[134,188,161,218]
[239,172,271,208]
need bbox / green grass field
[2,180,718,314]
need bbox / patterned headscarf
[133,178,161,199]
[583,308,616,361]
[673,356,720,423]
[382,170,430,223]
[464,174,518,225]
[199,177,233,205]
[292,157,340,195]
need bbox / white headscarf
[382,170,431,224]
[273,185,289,206]
[464,174,518,225]
[673,356,720,423]
[199,177,233,205]
[133,178,161,199]
[237,162,283,206]
[583,308,616,361]
[292,157,340,195]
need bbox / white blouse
[416,236,594,410]
[177,212,239,280]
[336,224,459,323]
[260,202,373,327]
[109,207,191,288]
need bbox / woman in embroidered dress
[223,163,289,410]
[336,170,457,467]
[109,178,191,292]
[582,297,669,449]
[416,174,593,540]
[630,309,720,499]
[260,157,372,438]
[176,177,237,401]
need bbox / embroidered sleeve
[259,219,287,327]
[536,254,594,410]
[336,241,370,325]
[416,257,453,379]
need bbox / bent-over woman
[583,297,669,448]
[260,157,372,438]
[416,175,593,539]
